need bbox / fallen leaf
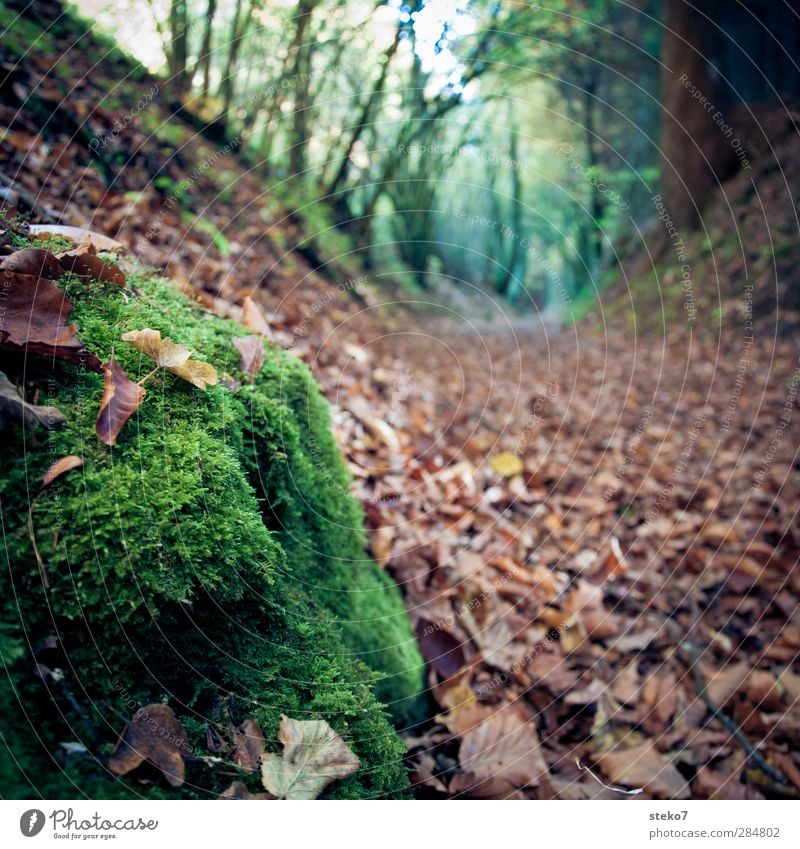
[96,358,145,446]
[260,715,360,800]
[0,371,66,431]
[231,718,265,772]
[42,455,84,485]
[414,618,468,678]
[240,296,271,336]
[488,451,524,477]
[458,703,549,788]
[232,335,264,376]
[596,742,689,799]
[0,271,101,369]
[121,328,218,390]
[0,248,64,278]
[59,249,126,286]
[28,224,123,252]
[107,704,190,788]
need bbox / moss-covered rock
[0,254,424,799]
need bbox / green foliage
[0,252,423,799]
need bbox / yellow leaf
[488,451,523,477]
[260,715,359,800]
[121,328,218,390]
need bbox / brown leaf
[0,371,66,431]
[107,704,190,788]
[458,703,549,788]
[240,296,271,336]
[59,249,126,286]
[596,742,690,799]
[260,715,360,800]
[232,335,264,376]
[96,358,145,446]
[42,455,84,486]
[0,271,101,370]
[121,328,218,390]
[231,718,265,772]
[414,618,467,678]
[0,248,64,279]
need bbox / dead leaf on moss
[260,714,360,799]
[240,296,271,336]
[96,358,145,446]
[59,248,126,286]
[232,335,264,376]
[0,271,101,370]
[0,371,66,431]
[107,704,190,788]
[121,328,218,390]
[42,455,84,485]
[231,718,265,772]
[28,224,123,252]
[220,780,274,800]
[0,247,64,278]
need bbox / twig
[664,615,788,787]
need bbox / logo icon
[19,810,45,837]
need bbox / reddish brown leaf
[0,248,64,279]
[107,704,190,787]
[96,358,145,446]
[596,742,690,799]
[0,271,101,370]
[230,718,265,772]
[42,455,84,486]
[59,249,126,286]
[232,335,265,376]
[414,618,467,678]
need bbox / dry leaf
[232,335,264,376]
[240,296,271,336]
[42,455,83,485]
[260,715,360,800]
[96,358,145,446]
[0,271,101,370]
[596,742,689,799]
[28,224,123,252]
[121,328,218,390]
[220,780,274,800]
[59,248,126,286]
[107,704,190,788]
[0,371,66,431]
[488,451,524,477]
[231,718,265,772]
[458,703,549,788]
[0,248,64,279]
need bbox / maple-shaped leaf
[121,328,218,390]
[107,704,191,788]
[260,715,360,800]
[96,358,145,446]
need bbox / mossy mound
[0,254,424,799]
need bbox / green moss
[0,255,423,799]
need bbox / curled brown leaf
[232,335,265,376]
[96,358,145,446]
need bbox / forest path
[322,306,800,799]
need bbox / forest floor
[2,8,800,799]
